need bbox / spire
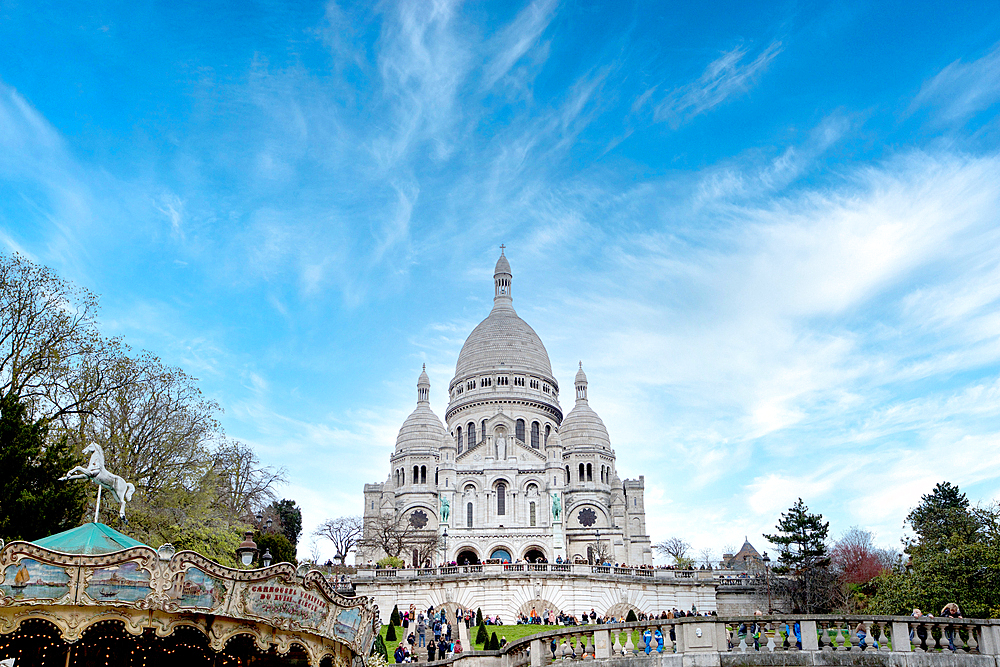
[417,364,430,404]
[494,246,512,309]
[575,361,588,402]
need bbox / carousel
[0,444,376,666]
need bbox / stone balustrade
[493,615,1000,667]
[356,564,722,582]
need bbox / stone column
[594,629,611,658]
[530,638,543,667]
[891,621,911,652]
[800,620,819,651]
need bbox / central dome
[453,251,554,381]
[455,308,553,378]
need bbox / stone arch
[455,546,481,565]
[516,598,559,618]
[521,545,546,562]
[605,602,642,620]
[566,501,610,529]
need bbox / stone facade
[358,252,652,568]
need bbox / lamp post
[262,548,273,568]
[442,527,448,565]
[236,530,258,568]
[762,551,772,614]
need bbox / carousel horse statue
[60,442,135,521]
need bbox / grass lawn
[470,625,651,651]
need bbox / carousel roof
[32,522,148,555]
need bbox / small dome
[495,252,511,276]
[560,401,610,450]
[575,361,587,384]
[397,368,446,451]
[396,403,446,451]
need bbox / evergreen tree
[373,633,388,661]
[476,622,488,646]
[476,607,483,625]
[489,632,499,650]
[256,531,297,566]
[390,604,401,626]
[385,623,397,642]
[0,393,87,541]
[625,609,637,622]
[764,498,838,612]
[269,498,303,545]
[906,482,980,555]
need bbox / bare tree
[359,514,443,565]
[654,537,691,565]
[213,440,287,518]
[698,547,717,568]
[0,253,128,421]
[586,539,614,565]
[315,516,364,565]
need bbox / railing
[497,615,1000,667]
[356,565,716,581]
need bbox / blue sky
[3,0,1000,562]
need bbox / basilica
[359,252,652,567]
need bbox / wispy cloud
[912,42,1000,123]
[640,41,783,127]
[481,0,559,90]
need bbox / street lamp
[236,530,258,568]
[442,527,448,565]
[262,548,273,568]
[762,551,772,614]
[595,529,602,565]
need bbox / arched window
[565,466,570,484]
[401,469,405,485]
[435,468,439,485]
[516,419,525,442]
[586,463,593,481]
[467,502,473,528]
[481,420,486,442]
[579,463,585,481]
[530,502,536,527]
[413,549,419,567]
[497,483,506,515]
[468,422,476,448]
[413,465,419,484]
[457,426,463,453]
[531,422,540,449]
[421,466,427,484]
[545,424,551,446]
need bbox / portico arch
[456,548,480,565]
[522,546,546,562]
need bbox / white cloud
[650,41,782,127]
[912,42,1000,123]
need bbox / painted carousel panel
[168,566,227,610]
[84,561,152,603]
[0,559,71,600]
[244,577,330,629]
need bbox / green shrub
[378,556,405,569]
[476,623,488,646]
[476,608,483,625]
[390,604,401,626]
[489,632,500,650]
[373,634,388,660]
[625,609,637,622]
[386,624,397,642]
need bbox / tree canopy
[764,498,838,612]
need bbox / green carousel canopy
[32,522,148,555]
[0,523,375,666]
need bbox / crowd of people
[390,605,469,663]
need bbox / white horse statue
[60,442,135,521]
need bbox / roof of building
[33,522,148,555]
[454,254,553,380]
[561,364,610,449]
[397,369,447,451]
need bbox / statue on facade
[496,434,507,460]
[60,442,135,521]
[440,494,450,522]
[551,493,561,520]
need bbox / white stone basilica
[359,251,652,567]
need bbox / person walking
[417,615,426,647]
[427,641,436,662]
